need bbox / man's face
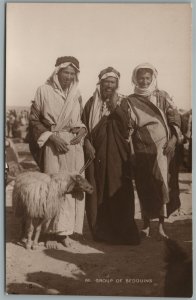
[136,71,153,89]
[100,77,118,99]
[58,65,76,89]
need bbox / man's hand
[48,134,69,153]
[163,135,177,156]
[84,139,95,159]
[70,127,86,145]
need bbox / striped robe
[126,90,182,218]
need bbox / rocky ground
[5,142,192,296]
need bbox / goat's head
[51,172,93,200]
[66,174,93,200]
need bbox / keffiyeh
[89,67,121,131]
[132,63,158,97]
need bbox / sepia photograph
[5,3,192,297]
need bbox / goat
[12,171,93,250]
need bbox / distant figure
[126,63,183,239]
[5,138,23,184]
[82,67,140,245]
[20,110,28,126]
[181,110,192,172]
[188,116,192,172]
[7,113,16,138]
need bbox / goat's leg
[42,219,51,233]
[42,219,59,249]
[32,219,43,250]
[20,216,28,243]
[25,218,34,250]
[41,219,52,244]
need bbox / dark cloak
[82,97,140,245]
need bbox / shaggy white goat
[13,171,93,250]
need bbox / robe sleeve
[28,87,51,170]
[29,87,52,147]
[161,91,183,144]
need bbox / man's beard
[61,81,72,90]
[101,89,116,100]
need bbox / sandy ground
[5,143,192,296]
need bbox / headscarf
[55,56,79,70]
[46,56,80,100]
[98,66,120,83]
[45,57,82,132]
[89,67,120,132]
[132,63,158,97]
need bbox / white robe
[33,82,85,235]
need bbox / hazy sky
[6,3,192,109]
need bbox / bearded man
[82,67,140,245]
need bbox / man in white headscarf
[82,67,140,245]
[126,63,183,239]
[29,56,86,248]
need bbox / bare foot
[60,236,73,248]
[141,227,151,238]
[157,228,169,241]
[25,240,32,250]
[21,237,27,244]
[45,240,58,249]
[16,237,27,247]
[32,242,40,250]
